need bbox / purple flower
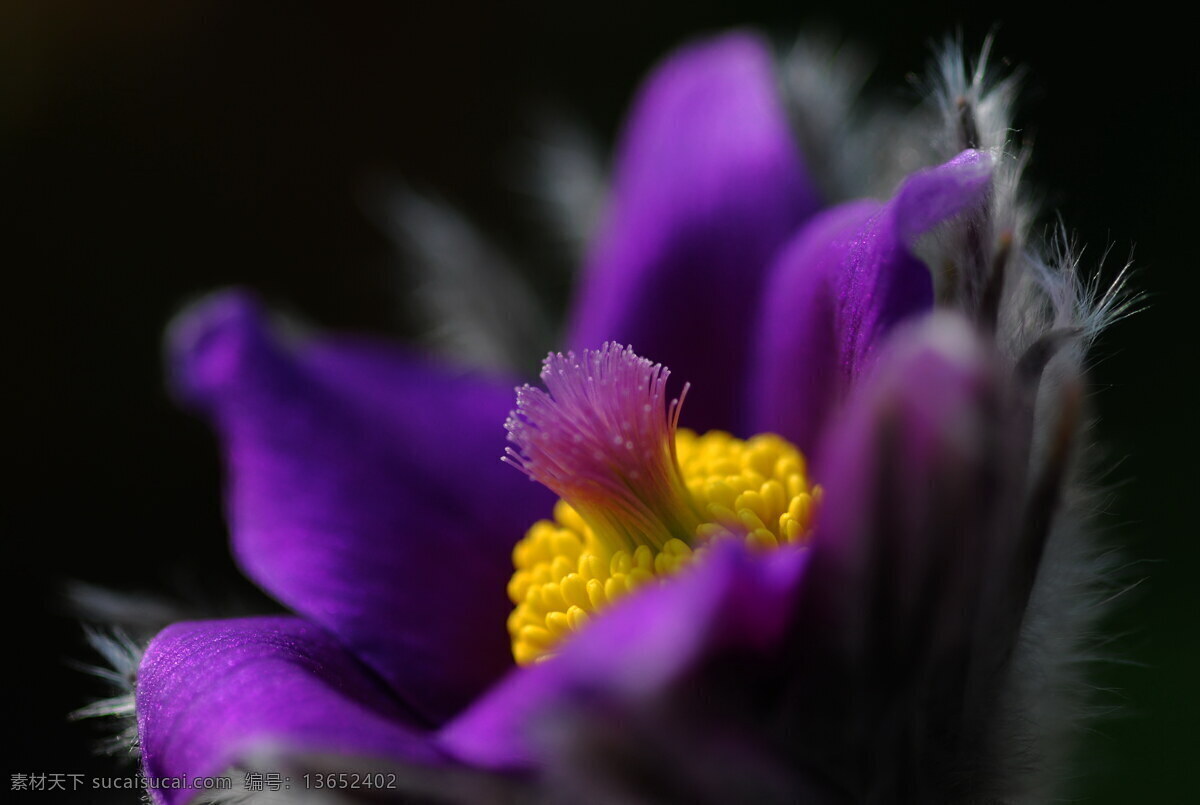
[127,31,1128,804]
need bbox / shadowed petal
[167,290,555,726]
[750,150,993,454]
[567,32,821,432]
[783,314,1027,801]
[441,543,808,770]
[136,617,443,805]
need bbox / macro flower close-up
[6,5,1194,805]
[133,31,1124,803]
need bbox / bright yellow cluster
[507,429,818,664]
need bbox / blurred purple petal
[784,313,1023,799]
[167,290,554,725]
[441,543,808,770]
[750,150,993,454]
[137,617,442,805]
[567,32,821,431]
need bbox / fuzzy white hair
[69,626,143,761]
[370,186,556,374]
[919,38,1140,805]
[513,113,608,265]
[67,583,267,767]
[365,113,608,377]
[776,33,875,202]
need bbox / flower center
[504,344,818,664]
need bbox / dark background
[4,2,1195,801]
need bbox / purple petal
[137,617,442,805]
[750,150,993,454]
[567,32,821,432]
[440,543,808,770]
[783,313,1023,798]
[168,290,555,725]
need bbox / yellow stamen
[508,428,819,664]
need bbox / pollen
[507,427,819,665]
[505,345,819,664]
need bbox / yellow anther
[560,573,589,609]
[550,555,574,580]
[734,490,764,519]
[663,538,691,556]
[738,507,768,533]
[704,480,738,509]
[789,493,812,522]
[507,572,531,604]
[586,578,607,609]
[746,528,779,551]
[513,642,542,665]
[761,480,786,516]
[627,567,654,589]
[554,499,588,534]
[508,429,818,664]
[703,503,736,528]
[551,531,583,562]
[545,611,572,639]
[695,522,729,541]
[541,583,567,613]
[788,518,804,540]
[566,605,589,630]
[519,625,553,648]
[633,545,654,571]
